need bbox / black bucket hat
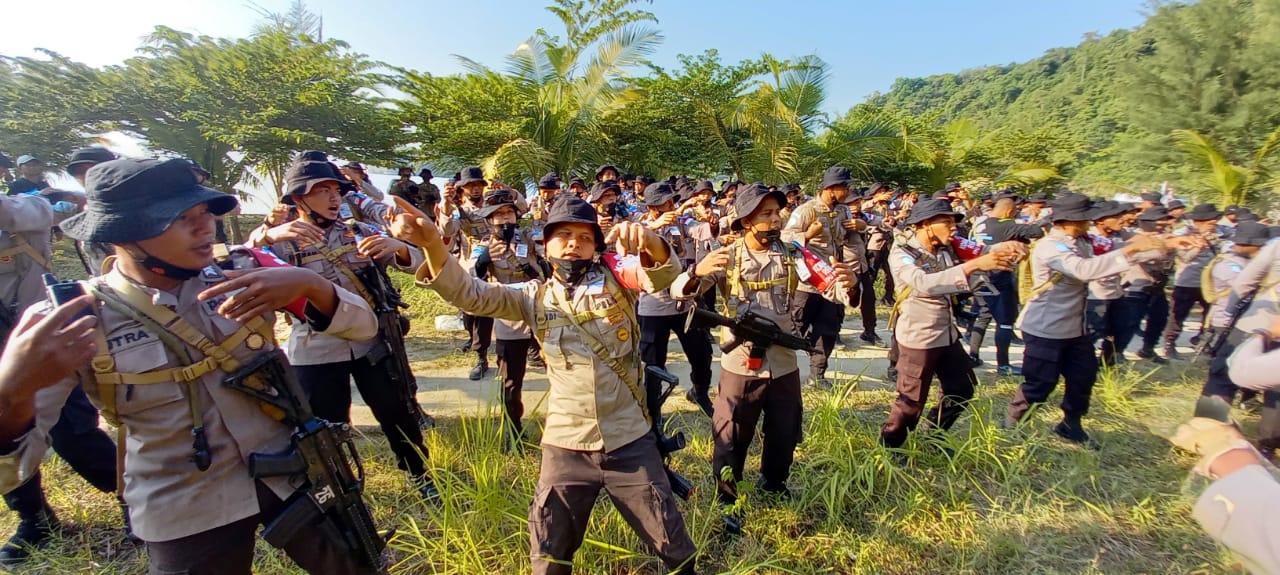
[476,189,519,218]
[538,172,561,189]
[820,166,853,190]
[1166,199,1186,211]
[643,182,677,207]
[1186,203,1223,221]
[1238,211,1260,223]
[1089,200,1127,220]
[1049,194,1095,222]
[693,179,715,195]
[903,198,965,226]
[66,147,117,173]
[457,166,486,187]
[731,183,786,232]
[283,159,346,205]
[568,177,587,190]
[1140,191,1162,203]
[865,182,889,196]
[0,152,11,170]
[1026,192,1050,204]
[62,158,237,244]
[1224,205,1240,216]
[1137,206,1172,222]
[543,196,605,250]
[1233,221,1271,246]
[595,164,618,180]
[418,167,433,179]
[588,180,621,203]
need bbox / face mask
[136,248,202,281]
[296,198,337,229]
[753,229,781,244]
[549,257,595,284]
[497,223,518,243]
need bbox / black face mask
[754,229,781,244]
[136,247,203,281]
[549,257,595,285]
[497,223,518,244]
[297,198,337,229]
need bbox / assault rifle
[1198,291,1257,362]
[346,222,434,429]
[644,365,695,501]
[685,306,815,370]
[223,351,389,573]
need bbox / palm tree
[456,0,662,184]
[1173,127,1280,207]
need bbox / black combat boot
[1,478,61,565]
[469,353,490,381]
[686,387,713,417]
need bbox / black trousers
[529,434,696,575]
[496,338,531,436]
[295,354,428,478]
[1113,290,1167,356]
[791,291,842,380]
[1007,334,1099,422]
[640,313,714,415]
[967,271,1018,367]
[5,384,118,518]
[1089,298,1126,367]
[1142,289,1170,351]
[145,480,381,575]
[463,313,493,357]
[1163,286,1208,347]
[881,341,977,448]
[855,271,877,336]
[712,370,803,504]
[868,248,895,301]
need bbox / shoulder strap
[0,233,50,270]
[1202,253,1231,304]
[539,271,650,424]
[314,243,375,304]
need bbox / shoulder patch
[1231,263,1243,273]
[786,211,803,229]
[900,254,916,265]
[1055,242,1072,253]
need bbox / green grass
[5,251,1249,574]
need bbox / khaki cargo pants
[529,432,696,574]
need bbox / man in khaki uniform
[782,166,856,387]
[0,177,127,563]
[394,195,697,575]
[0,158,383,574]
[1163,203,1225,359]
[881,199,1023,453]
[472,189,547,449]
[672,183,853,534]
[455,166,495,379]
[638,182,714,416]
[251,154,437,499]
[1006,194,1168,444]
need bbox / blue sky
[4,0,1149,117]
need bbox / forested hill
[868,29,1132,182]
[864,0,1280,201]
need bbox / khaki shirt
[1223,239,1280,334]
[1173,232,1222,288]
[1208,253,1251,329]
[1121,232,1174,293]
[0,194,59,309]
[638,214,692,317]
[782,198,850,294]
[671,240,802,378]
[888,235,975,350]
[1192,464,1280,575]
[1087,231,1127,301]
[417,254,678,452]
[1019,228,1132,340]
[478,229,543,340]
[0,260,377,542]
[264,222,422,365]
